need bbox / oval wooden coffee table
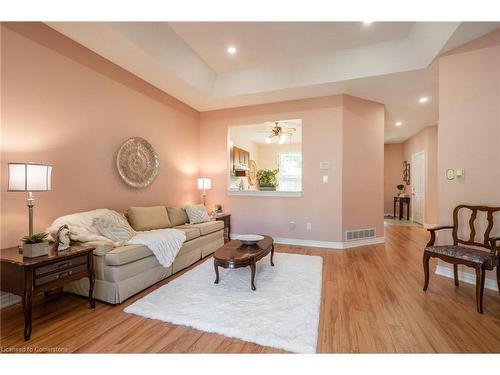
[213,235,274,291]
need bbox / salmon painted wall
[437,29,500,282]
[200,96,344,242]
[403,125,438,225]
[0,23,200,248]
[199,95,385,243]
[384,143,404,214]
[342,95,385,237]
[1,23,386,248]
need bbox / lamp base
[27,192,34,236]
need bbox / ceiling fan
[258,122,296,143]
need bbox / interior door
[411,151,425,224]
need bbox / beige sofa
[64,207,224,304]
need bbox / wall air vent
[345,228,376,241]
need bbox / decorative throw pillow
[184,204,211,224]
[167,206,189,226]
[94,210,136,245]
[126,206,172,231]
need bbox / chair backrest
[452,205,500,249]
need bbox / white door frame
[411,150,426,224]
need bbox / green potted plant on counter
[257,169,279,191]
[21,232,49,258]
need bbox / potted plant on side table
[257,169,279,191]
[21,232,49,258]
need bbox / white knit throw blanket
[127,228,186,268]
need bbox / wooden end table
[0,244,95,341]
[215,213,231,242]
[213,235,274,291]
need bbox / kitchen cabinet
[232,146,250,174]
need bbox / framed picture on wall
[403,161,410,185]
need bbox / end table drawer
[35,264,88,287]
[34,255,87,277]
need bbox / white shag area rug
[124,252,323,353]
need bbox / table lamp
[197,177,212,206]
[8,163,53,236]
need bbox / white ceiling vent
[345,228,376,241]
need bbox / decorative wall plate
[248,160,257,186]
[116,137,159,188]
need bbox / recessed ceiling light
[419,96,429,103]
[395,121,403,127]
[363,21,373,25]
[227,46,237,55]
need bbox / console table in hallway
[393,196,410,220]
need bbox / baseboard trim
[0,293,21,309]
[423,223,438,229]
[435,265,499,292]
[230,234,385,249]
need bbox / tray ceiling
[46,21,499,142]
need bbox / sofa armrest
[77,240,114,256]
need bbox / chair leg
[475,266,485,314]
[423,252,431,291]
[453,264,459,286]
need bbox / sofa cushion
[184,204,211,224]
[105,244,153,266]
[127,206,172,231]
[175,227,200,241]
[200,230,225,257]
[167,207,189,226]
[83,240,114,256]
[103,255,163,282]
[175,220,224,236]
[172,245,202,274]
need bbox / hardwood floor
[2,224,500,353]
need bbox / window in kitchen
[278,152,302,192]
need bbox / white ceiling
[46,21,500,143]
[169,22,414,73]
[230,120,303,145]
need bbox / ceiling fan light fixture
[257,121,297,144]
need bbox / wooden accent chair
[423,205,500,313]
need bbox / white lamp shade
[197,177,212,190]
[8,163,52,192]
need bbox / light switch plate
[323,175,329,183]
[456,169,464,178]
